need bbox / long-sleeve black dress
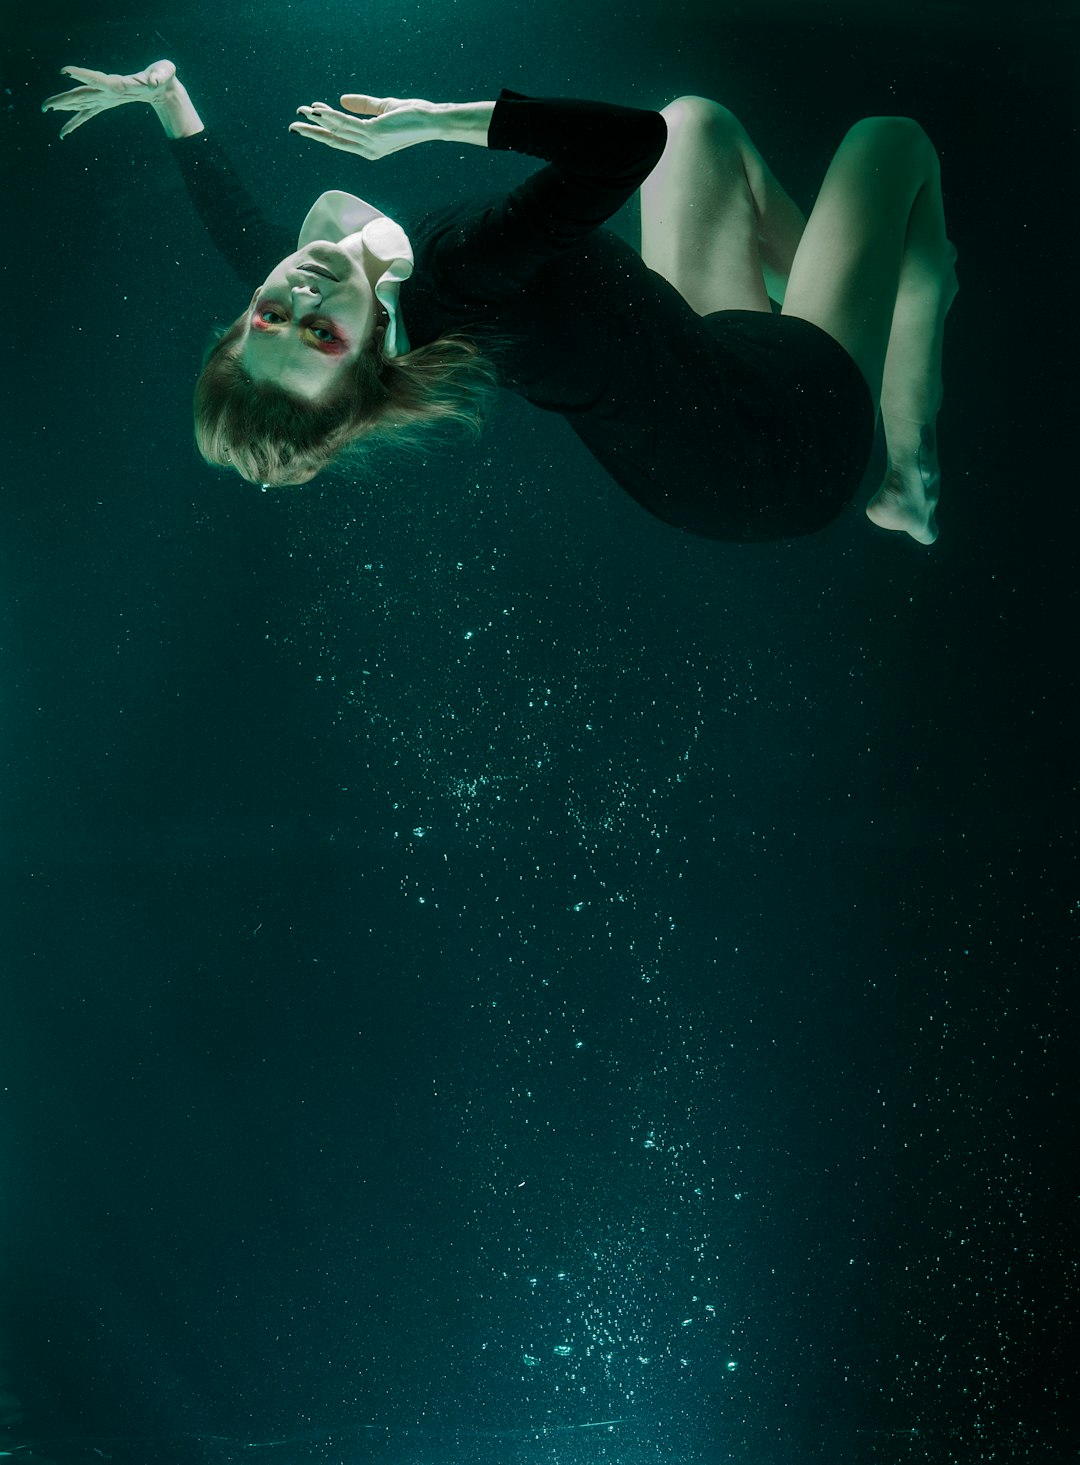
[169,88,876,542]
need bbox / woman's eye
[257,309,335,343]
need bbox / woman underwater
[43,60,957,543]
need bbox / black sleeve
[428,88,667,305]
[167,130,296,293]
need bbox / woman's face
[238,238,389,401]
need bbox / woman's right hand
[289,94,449,159]
[41,60,177,138]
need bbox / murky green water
[2,1,1076,1461]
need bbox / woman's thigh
[640,96,770,316]
[781,116,937,403]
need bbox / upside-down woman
[43,60,957,543]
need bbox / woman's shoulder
[406,192,507,253]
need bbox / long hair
[193,311,505,486]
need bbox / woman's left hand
[289,94,447,158]
[42,60,178,137]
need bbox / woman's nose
[287,275,321,299]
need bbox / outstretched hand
[289,94,447,158]
[41,60,178,137]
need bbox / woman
[43,60,957,543]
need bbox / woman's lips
[298,262,338,282]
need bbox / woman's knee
[661,95,744,142]
[844,115,938,168]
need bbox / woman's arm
[43,63,292,290]
[431,101,495,146]
[151,75,205,138]
[290,88,667,305]
[431,89,668,305]
[42,61,197,136]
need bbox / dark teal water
[2,1,1077,1461]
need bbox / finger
[58,111,99,139]
[44,83,105,108]
[60,66,110,85]
[288,122,374,157]
[295,105,370,139]
[42,90,88,110]
[339,93,383,115]
[296,103,348,121]
[289,120,357,143]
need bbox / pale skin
[43,66,956,541]
[640,97,958,544]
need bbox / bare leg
[640,96,807,315]
[782,117,957,543]
[870,214,959,542]
[741,128,810,309]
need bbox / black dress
[169,88,876,542]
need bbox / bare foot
[866,424,940,544]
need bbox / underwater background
[2,0,1077,1460]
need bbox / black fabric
[169,88,876,541]
[169,129,296,291]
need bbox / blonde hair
[193,312,504,486]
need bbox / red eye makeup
[250,298,349,355]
